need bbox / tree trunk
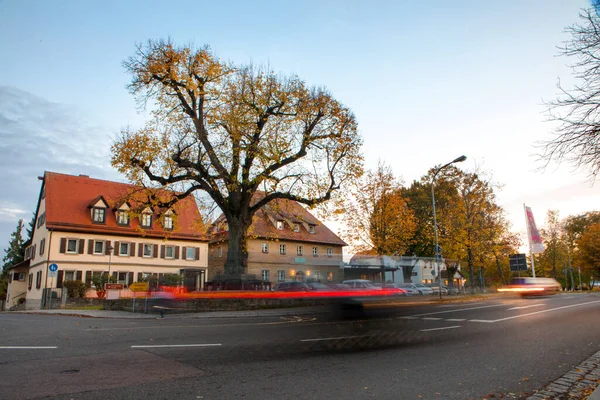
[467,247,475,293]
[224,215,252,276]
[494,254,506,285]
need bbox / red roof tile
[43,172,207,241]
[212,197,347,246]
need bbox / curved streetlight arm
[431,155,467,299]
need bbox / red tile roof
[212,197,347,246]
[43,172,208,241]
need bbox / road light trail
[131,343,222,348]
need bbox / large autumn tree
[343,161,416,255]
[112,40,363,275]
[404,166,509,290]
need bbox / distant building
[343,254,465,286]
[4,172,209,310]
[208,197,346,283]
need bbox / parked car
[412,283,434,295]
[342,279,381,290]
[272,282,310,292]
[381,283,409,296]
[428,284,448,295]
[396,283,421,296]
[444,286,460,295]
[325,283,352,291]
[307,282,331,291]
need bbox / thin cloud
[0,86,121,252]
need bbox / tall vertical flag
[524,205,545,253]
[524,204,544,278]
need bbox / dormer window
[117,211,130,226]
[142,214,152,228]
[293,223,300,232]
[89,196,108,224]
[164,215,173,230]
[309,225,315,234]
[92,208,106,224]
[277,220,284,230]
[140,208,153,228]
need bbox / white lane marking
[507,304,545,311]
[422,317,443,321]
[446,318,466,322]
[300,336,367,342]
[85,320,302,332]
[399,316,419,319]
[406,304,502,318]
[563,296,575,299]
[420,326,461,332]
[131,343,221,348]
[469,300,600,323]
[0,346,58,349]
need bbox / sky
[0,0,598,256]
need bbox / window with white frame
[327,248,333,257]
[187,247,196,260]
[277,270,285,282]
[297,245,303,256]
[309,225,315,234]
[217,246,222,258]
[165,246,175,259]
[141,213,152,228]
[117,211,129,226]
[92,207,106,223]
[64,271,75,281]
[164,215,173,230]
[143,243,153,258]
[314,271,321,280]
[119,242,130,256]
[277,220,283,230]
[293,223,299,232]
[261,270,270,281]
[312,246,318,257]
[93,240,104,255]
[279,244,286,255]
[261,243,268,253]
[66,239,78,254]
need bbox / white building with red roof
[5,172,209,310]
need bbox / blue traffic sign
[48,263,59,272]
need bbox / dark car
[325,283,352,291]
[272,282,311,292]
[307,282,331,291]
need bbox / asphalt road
[1,293,599,400]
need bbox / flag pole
[524,203,537,278]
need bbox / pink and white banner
[525,205,545,254]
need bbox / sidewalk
[5,306,325,319]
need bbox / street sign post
[48,263,58,278]
[129,282,149,292]
[509,254,528,273]
[105,283,124,290]
[47,264,59,309]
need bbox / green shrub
[63,280,88,298]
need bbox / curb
[526,350,600,400]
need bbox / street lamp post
[106,245,114,284]
[431,155,467,300]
